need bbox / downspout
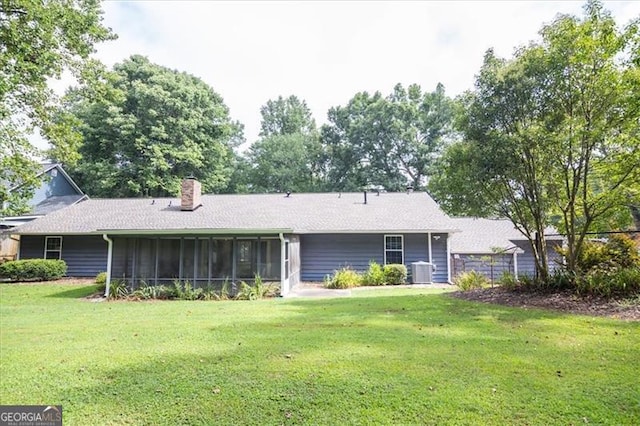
[279,233,286,296]
[427,232,432,264]
[446,234,452,284]
[102,234,113,298]
[513,251,519,280]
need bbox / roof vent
[181,178,202,211]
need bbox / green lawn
[1,282,638,425]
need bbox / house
[449,217,563,281]
[13,179,460,296]
[1,163,87,261]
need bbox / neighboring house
[449,217,563,281]
[1,163,87,261]
[13,179,459,296]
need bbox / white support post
[446,234,452,284]
[102,234,113,298]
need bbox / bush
[497,272,519,290]
[95,272,107,293]
[173,280,202,300]
[454,271,489,291]
[131,283,174,300]
[0,259,67,281]
[545,269,575,292]
[605,234,640,268]
[576,267,640,298]
[383,264,407,285]
[326,267,362,289]
[574,234,640,273]
[235,275,276,300]
[108,280,129,299]
[362,261,386,286]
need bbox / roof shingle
[15,192,459,235]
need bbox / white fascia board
[94,228,294,236]
[295,229,460,234]
[451,248,525,255]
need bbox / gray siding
[430,233,448,282]
[300,233,449,282]
[19,235,107,277]
[301,234,379,281]
[32,168,80,206]
[513,240,563,278]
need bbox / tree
[246,95,324,193]
[321,83,455,192]
[247,133,323,193]
[259,95,316,137]
[430,0,640,280]
[0,0,114,215]
[64,55,243,197]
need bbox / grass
[1,282,639,425]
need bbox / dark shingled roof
[14,192,460,235]
[449,217,562,254]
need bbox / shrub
[605,234,640,269]
[383,264,407,285]
[219,279,231,300]
[576,267,640,298]
[326,267,362,289]
[362,261,386,286]
[0,259,67,281]
[497,272,519,290]
[454,271,489,291]
[235,275,276,300]
[573,234,640,273]
[545,269,575,292]
[95,272,107,293]
[108,280,129,299]
[131,283,174,300]
[173,280,202,300]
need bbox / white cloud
[35,0,640,151]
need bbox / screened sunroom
[110,235,284,288]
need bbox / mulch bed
[450,287,640,321]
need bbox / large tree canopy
[65,55,243,197]
[321,83,455,192]
[1,0,114,215]
[259,95,316,137]
[246,95,323,193]
[429,0,640,279]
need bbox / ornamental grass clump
[454,271,489,291]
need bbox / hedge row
[0,259,67,281]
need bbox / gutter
[102,234,113,298]
[93,228,293,236]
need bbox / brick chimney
[181,177,202,211]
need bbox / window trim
[44,236,63,260]
[384,234,404,265]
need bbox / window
[44,236,62,260]
[384,235,403,265]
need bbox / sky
[42,0,640,151]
